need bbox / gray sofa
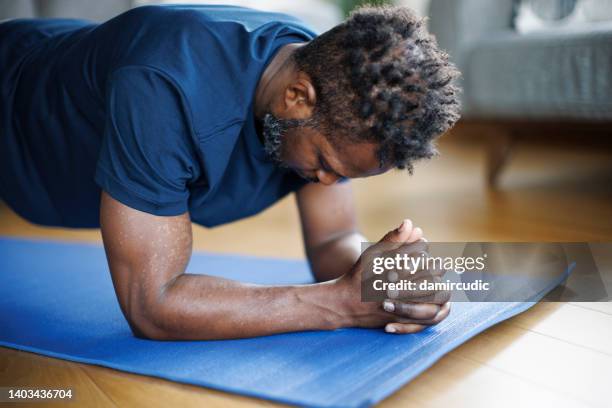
[428,0,612,185]
[429,0,612,121]
[0,0,131,22]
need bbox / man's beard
[262,113,316,168]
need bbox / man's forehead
[337,141,388,178]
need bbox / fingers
[380,219,414,244]
[391,240,429,263]
[386,277,451,305]
[387,265,447,284]
[379,219,423,245]
[415,301,451,325]
[406,226,423,243]
[410,288,452,305]
[383,302,452,334]
[371,220,424,263]
[383,299,440,320]
[385,323,426,334]
[433,301,451,323]
[385,267,450,305]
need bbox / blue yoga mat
[0,237,558,407]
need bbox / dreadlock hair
[292,5,461,172]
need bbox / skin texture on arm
[100,191,448,340]
[296,180,366,282]
[100,191,354,340]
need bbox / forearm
[132,273,353,340]
[307,232,366,282]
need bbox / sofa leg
[486,131,514,188]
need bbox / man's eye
[321,162,340,178]
[319,156,332,173]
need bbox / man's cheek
[279,140,300,168]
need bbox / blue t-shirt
[0,5,316,228]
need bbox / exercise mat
[0,237,561,407]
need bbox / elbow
[124,297,176,341]
[128,318,172,341]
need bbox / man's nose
[316,170,341,186]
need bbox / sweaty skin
[100,43,450,340]
[101,191,449,340]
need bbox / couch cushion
[463,24,612,120]
[514,0,612,34]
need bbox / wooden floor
[1,134,611,407]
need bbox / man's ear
[283,71,316,119]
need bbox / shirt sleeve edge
[95,166,189,216]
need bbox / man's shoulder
[111,6,315,134]
[125,4,311,33]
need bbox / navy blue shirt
[0,5,315,228]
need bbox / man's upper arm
[99,190,192,336]
[295,181,358,252]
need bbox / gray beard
[262,113,287,166]
[262,113,317,168]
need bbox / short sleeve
[95,66,200,216]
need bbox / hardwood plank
[507,302,612,356]
[81,364,277,408]
[453,318,611,408]
[568,302,612,315]
[0,347,116,407]
[381,352,592,408]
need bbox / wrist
[324,275,358,329]
[294,277,354,331]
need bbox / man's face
[262,114,391,185]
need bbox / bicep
[99,191,192,325]
[295,181,358,250]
